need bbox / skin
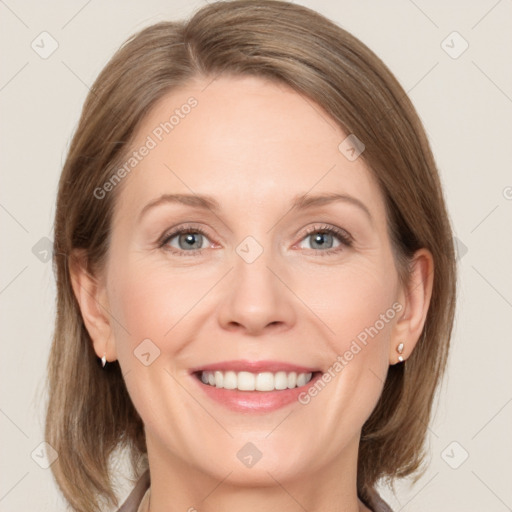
[72,75,433,512]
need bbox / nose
[216,248,297,336]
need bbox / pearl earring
[101,353,107,367]
[397,342,404,363]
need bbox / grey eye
[168,232,207,250]
[300,231,341,250]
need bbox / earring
[397,342,404,363]
[101,353,107,368]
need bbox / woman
[45,1,457,511]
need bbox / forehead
[113,74,386,225]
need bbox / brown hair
[45,1,457,510]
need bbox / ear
[69,250,117,363]
[390,248,434,364]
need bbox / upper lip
[190,360,319,374]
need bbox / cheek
[296,257,399,354]
[319,261,398,409]
[109,276,170,346]
[291,256,398,418]
[106,259,221,363]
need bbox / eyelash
[299,224,353,256]
[158,223,353,257]
[158,225,211,256]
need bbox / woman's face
[102,75,406,485]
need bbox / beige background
[1,0,511,510]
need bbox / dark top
[117,469,394,512]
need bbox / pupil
[311,232,333,249]
[179,233,202,249]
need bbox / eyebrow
[291,192,373,224]
[138,192,373,224]
[138,193,221,222]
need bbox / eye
[160,226,212,254]
[297,225,353,254]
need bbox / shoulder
[360,487,394,512]
[117,469,150,512]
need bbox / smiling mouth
[196,370,317,391]
[191,361,322,412]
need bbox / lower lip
[193,373,322,413]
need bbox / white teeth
[214,370,224,388]
[238,371,255,391]
[256,372,274,391]
[199,370,314,391]
[223,371,237,390]
[297,373,312,387]
[274,371,288,390]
